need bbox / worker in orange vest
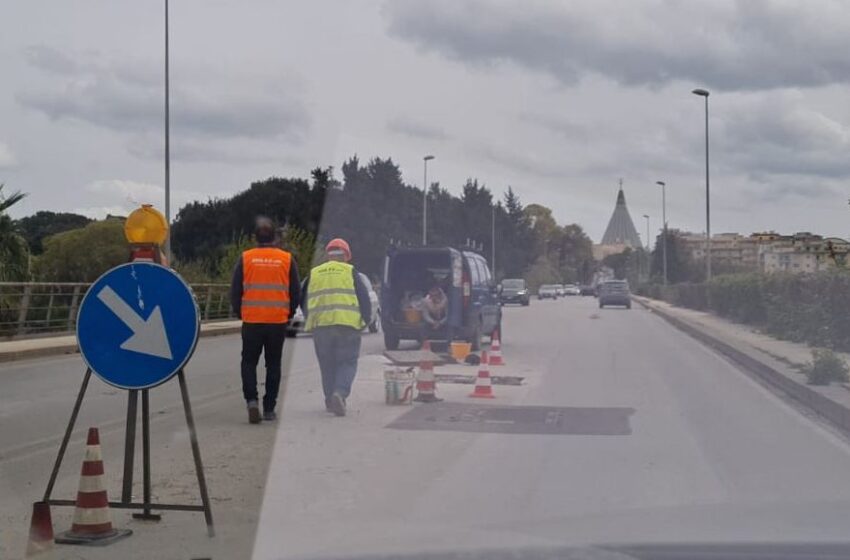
[230,217,301,424]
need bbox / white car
[564,284,581,296]
[358,272,380,333]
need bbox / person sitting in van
[422,285,448,330]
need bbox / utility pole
[164,0,172,262]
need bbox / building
[680,230,850,273]
[593,186,643,260]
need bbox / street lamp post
[692,88,711,281]
[642,214,650,282]
[422,155,435,245]
[491,203,496,274]
[656,181,667,286]
[164,0,171,262]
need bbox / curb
[634,296,850,435]
[0,323,242,364]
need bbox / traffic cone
[25,501,53,557]
[413,340,442,403]
[469,351,496,398]
[489,330,505,366]
[55,428,132,546]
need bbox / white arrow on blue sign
[77,262,200,390]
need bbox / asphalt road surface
[4,298,850,559]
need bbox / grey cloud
[17,46,309,149]
[387,117,451,141]
[126,135,303,165]
[472,144,564,179]
[384,0,850,91]
[719,97,850,180]
[519,112,589,141]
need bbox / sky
[2,0,850,243]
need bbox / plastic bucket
[450,341,472,361]
[403,309,422,324]
[384,369,414,405]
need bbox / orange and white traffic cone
[469,350,496,399]
[413,340,442,403]
[25,501,53,557]
[55,428,132,546]
[489,330,505,366]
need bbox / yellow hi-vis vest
[305,260,364,331]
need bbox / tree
[35,219,128,282]
[651,230,701,283]
[0,184,30,281]
[16,211,92,255]
[602,248,636,281]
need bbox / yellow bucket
[403,308,422,324]
[450,341,472,361]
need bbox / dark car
[598,279,631,309]
[579,285,596,296]
[499,278,530,306]
[380,247,502,351]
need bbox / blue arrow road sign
[77,262,200,390]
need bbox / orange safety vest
[241,247,292,324]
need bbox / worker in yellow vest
[230,217,300,424]
[303,238,371,417]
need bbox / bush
[806,348,850,385]
[642,270,850,352]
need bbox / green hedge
[639,271,850,352]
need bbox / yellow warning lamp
[124,204,168,246]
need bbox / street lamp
[692,88,711,281]
[422,155,435,245]
[163,0,172,261]
[656,180,668,286]
[642,214,650,282]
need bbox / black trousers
[240,323,287,411]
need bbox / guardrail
[0,282,234,339]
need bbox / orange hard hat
[325,238,351,261]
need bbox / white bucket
[384,369,414,405]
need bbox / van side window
[480,259,492,284]
[468,258,481,286]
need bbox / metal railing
[0,282,233,339]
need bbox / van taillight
[462,271,471,308]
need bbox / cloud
[472,143,564,179]
[0,143,17,168]
[519,112,589,141]
[126,135,304,165]
[383,0,850,91]
[387,117,451,141]
[17,46,310,155]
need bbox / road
[4,297,850,559]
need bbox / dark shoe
[263,409,277,421]
[329,393,346,417]
[247,401,261,424]
[325,397,333,413]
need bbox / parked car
[579,285,596,296]
[538,284,559,300]
[555,284,566,297]
[380,247,501,351]
[564,284,581,296]
[358,272,380,333]
[597,280,632,309]
[499,278,530,306]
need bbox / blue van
[380,247,502,350]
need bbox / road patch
[386,402,634,435]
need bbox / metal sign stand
[42,367,215,537]
[43,251,214,537]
